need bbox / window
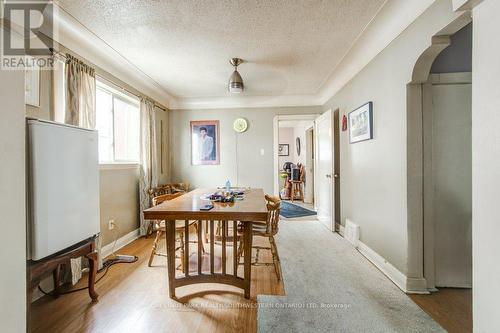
[96,80,140,164]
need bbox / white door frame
[273,114,320,197]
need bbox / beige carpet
[257,220,444,333]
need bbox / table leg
[205,220,209,243]
[52,264,61,298]
[166,220,177,299]
[86,251,99,302]
[243,221,253,299]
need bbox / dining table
[143,188,268,299]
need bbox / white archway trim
[406,13,472,293]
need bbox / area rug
[257,221,444,333]
[280,201,317,218]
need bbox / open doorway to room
[273,114,318,219]
[408,22,473,333]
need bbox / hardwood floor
[409,288,472,333]
[29,233,285,333]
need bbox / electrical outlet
[108,219,115,230]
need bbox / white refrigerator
[27,119,100,261]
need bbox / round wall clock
[296,137,301,156]
[233,118,248,133]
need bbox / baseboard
[101,228,140,259]
[357,241,429,294]
[338,224,345,237]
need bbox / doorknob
[334,174,339,179]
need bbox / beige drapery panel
[65,53,96,128]
[64,54,102,283]
[139,98,158,236]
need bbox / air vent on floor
[345,219,360,247]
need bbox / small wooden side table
[27,236,99,303]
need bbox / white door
[432,83,472,288]
[304,127,314,204]
[315,110,334,231]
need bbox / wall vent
[345,219,360,247]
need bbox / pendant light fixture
[228,58,244,93]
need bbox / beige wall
[26,69,52,120]
[322,0,462,274]
[472,0,500,330]
[99,167,140,245]
[0,51,27,331]
[278,127,295,167]
[169,106,321,194]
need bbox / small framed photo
[278,144,289,156]
[349,102,373,144]
[25,67,40,107]
[191,120,220,165]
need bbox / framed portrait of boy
[191,120,220,165]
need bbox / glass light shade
[228,70,244,93]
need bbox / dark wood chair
[289,164,305,202]
[148,192,204,272]
[236,194,282,280]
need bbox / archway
[406,14,472,293]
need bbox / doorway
[273,114,318,216]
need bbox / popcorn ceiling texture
[57,0,385,98]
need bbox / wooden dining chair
[146,183,191,237]
[148,192,204,272]
[236,194,282,280]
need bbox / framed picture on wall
[278,144,289,156]
[191,120,220,165]
[349,102,373,144]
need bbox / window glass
[113,97,140,162]
[95,80,140,163]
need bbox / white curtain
[64,53,100,283]
[139,98,158,236]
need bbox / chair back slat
[152,192,183,206]
[148,182,190,207]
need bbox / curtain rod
[50,48,167,112]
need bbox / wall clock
[233,118,248,133]
[296,137,301,156]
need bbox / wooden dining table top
[143,188,268,222]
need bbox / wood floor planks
[29,232,284,333]
[410,288,472,333]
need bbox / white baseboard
[338,224,345,236]
[101,228,140,259]
[357,241,429,294]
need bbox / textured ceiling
[57,0,386,99]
